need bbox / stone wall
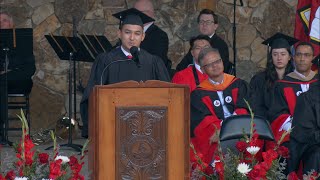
[0,0,297,132]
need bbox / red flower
[236,141,248,152]
[49,159,65,179]
[39,153,49,164]
[24,135,35,151]
[204,165,214,175]
[262,149,278,162]
[69,156,79,166]
[5,170,15,180]
[247,168,261,180]
[287,172,299,180]
[260,161,271,171]
[70,174,85,180]
[277,145,289,158]
[254,164,267,178]
[25,151,34,166]
[215,161,224,178]
[0,174,5,180]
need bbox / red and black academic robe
[289,82,320,174]
[172,65,208,92]
[267,74,318,145]
[190,74,249,165]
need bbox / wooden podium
[88,80,190,180]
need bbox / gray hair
[198,47,220,66]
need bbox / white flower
[14,177,28,180]
[246,146,261,155]
[55,155,70,164]
[237,163,251,175]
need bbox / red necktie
[127,55,133,59]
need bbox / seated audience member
[134,0,171,71]
[250,34,296,119]
[172,35,211,92]
[0,12,36,134]
[289,81,320,175]
[268,42,318,147]
[80,8,170,138]
[176,9,232,74]
[190,47,250,165]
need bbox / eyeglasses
[295,52,313,58]
[202,59,222,68]
[199,20,215,25]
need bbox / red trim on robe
[283,87,297,115]
[231,88,248,115]
[191,96,222,166]
[277,79,317,85]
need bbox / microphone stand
[0,47,13,146]
[232,0,243,76]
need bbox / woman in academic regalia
[249,33,297,119]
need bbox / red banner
[295,0,320,70]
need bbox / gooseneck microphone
[99,58,131,85]
[100,46,140,85]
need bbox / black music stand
[0,28,33,146]
[45,35,94,152]
[78,34,112,58]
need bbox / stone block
[33,14,61,42]
[29,84,66,131]
[54,0,88,23]
[26,0,54,8]
[251,0,295,39]
[32,3,54,25]
[227,24,256,48]
[251,37,267,63]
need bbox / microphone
[130,46,140,67]
[100,58,134,85]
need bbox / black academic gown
[141,24,170,69]
[249,71,274,119]
[267,75,318,144]
[176,34,232,73]
[289,82,320,174]
[80,47,170,137]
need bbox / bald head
[0,12,14,29]
[134,0,155,19]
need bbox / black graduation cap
[220,115,275,141]
[262,32,299,51]
[112,8,154,27]
[261,33,299,59]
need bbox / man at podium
[80,8,170,138]
[0,12,36,135]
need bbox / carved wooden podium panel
[88,80,190,180]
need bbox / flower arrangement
[0,110,89,180]
[190,104,290,180]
